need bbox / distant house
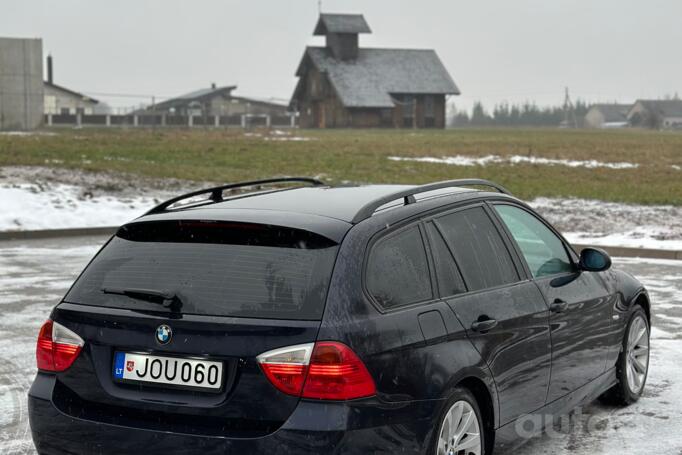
[290,13,460,128]
[628,99,682,129]
[43,56,99,115]
[147,84,289,118]
[584,104,630,129]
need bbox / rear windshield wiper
[101,287,184,309]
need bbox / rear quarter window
[64,221,339,320]
[365,226,433,309]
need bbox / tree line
[449,100,590,127]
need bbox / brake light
[36,320,84,372]
[257,341,376,400]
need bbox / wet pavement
[0,236,680,454]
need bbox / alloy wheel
[625,315,650,395]
[437,400,482,455]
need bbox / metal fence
[44,113,297,129]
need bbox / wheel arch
[633,292,651,325]
[457,376,497,452]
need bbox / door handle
[550,299,569,313]
[471,318,498,333]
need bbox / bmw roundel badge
[156,324,172,345]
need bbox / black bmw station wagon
[28,178,651,454]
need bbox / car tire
[429,387,486,455]
[600,305,650,405]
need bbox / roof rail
[145,177,325,215]
[351,179,511,224]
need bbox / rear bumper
[29,373,440,454]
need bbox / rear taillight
[257,341,376,400]
[36,319,84,372]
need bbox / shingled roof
[295,47,460,108]
[634,99,682,118]
[152,85,237,111]
[588,104,630,123]
[314,14,371,35]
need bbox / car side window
[425,223,467,298]
[366,226,433,309]
[494,204,573,278]
[435,207,519,291]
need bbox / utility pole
[563,87,578,128]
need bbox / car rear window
[64,220,339,320]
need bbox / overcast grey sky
[3,0,681,111]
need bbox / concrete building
[147,84,289,118]
[628,100,682,130]
[43,55,99,115]
[290,13,460,128]
[584,104,630,129]
[0,37,43,130]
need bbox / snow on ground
[0,238,680,454]
[388,155,639,169]
[0,166,202,231]
[0,183,157,230]
[0,238,102,454]
[245,130,315,141]
[0,132,56,137]
[529,198,682,251]
[1,166,681,250]
[507,257,682,455]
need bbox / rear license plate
[113,352,223,391]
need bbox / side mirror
[579,247,612,272]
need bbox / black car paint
[28,186,648,454]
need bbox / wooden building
[290,14,460,128]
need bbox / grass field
[1,128,681,205]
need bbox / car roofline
[143,178,512,225]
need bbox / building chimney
[47,54,53,84]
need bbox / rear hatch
[50,219,341,437]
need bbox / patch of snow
[0,183,158,231]
[672,165,681,171]
[388,155,639,169]
[530,198,682,251]
[0,131,56,137]
[564,232,682,251]
[264,136,313,142]
[390,155,500,166]
[509,155,638,169]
